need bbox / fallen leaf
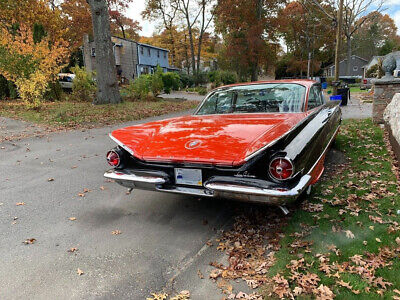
[68,247,78,253]
[48,178,54,182]
[345,230,355,239]
[197,269,204,279]
[111,230,122,235]
[68,217,76,221]
[209,269,222,279]
[16,202,25,206]
[146,292,168,300]
[376,238,381,243]
[77,268,84,275]
[78,193,85,197]
[23,238,36,244]
[100,186,105,190]
[395,237,400,245]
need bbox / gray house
[323,55,368,78]
[83,35,174,83]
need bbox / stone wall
[384,93,400,162]
[373,79,400,123]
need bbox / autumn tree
[86,0,121,104]
[216,0,284,80]
[0,25,68,107]
[109,10,141,40]
[177,0,215,78]
[60,0,139,50]
[277,1,336,77]
[352,12,399,59]
[142,0,179,65]
[309,0,385,76]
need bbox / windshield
[195,83,306,115]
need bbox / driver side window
[307,85,324,110]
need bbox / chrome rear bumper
[104,169,311,205]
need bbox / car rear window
[196,83,306,115]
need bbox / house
[362,52,400,78]
[323,55,368,78]
[83,35,175,82]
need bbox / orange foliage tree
[215,0,284,81]
[0,25,69,107]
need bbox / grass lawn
[0,99,198,129]
[325,86,368,95]
[265,119,400,299]
[206,119,399,300]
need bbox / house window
[353,66,358,72]
[163,52,166,59]
[140,46,144,55]
[148,48,151,56]
[157,50,160,58]
[91,47,96,57]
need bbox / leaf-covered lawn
[266,119,400,299]
[207,119,399,300]
[0,99,198,129]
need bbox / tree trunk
[86,0,121,105]
[120,24,126,39]
[250,62,259,81]
[168,28,176,66]
[196,0,205,78]
[346,35,352,76]
[251,0,263,81]
[186,19,196,76]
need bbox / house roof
[111,36,169,52]
[323,55,368,69]
[137,42,170,52]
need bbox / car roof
[217,79,317,90]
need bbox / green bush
[44,81,64,101]
[208,70,238,87]
[132,74,151,100]
[70,65,96,102]
[150,66,164,97]
[179,72,195,88]
[195,71,209,85]
[162,72,180,94]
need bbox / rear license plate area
[174,168,203,186]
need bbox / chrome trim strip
[205,174,311,198]
[306,124,340,175]
[109,133,134,155]
[156,186,214,197]
[104,170,165,184]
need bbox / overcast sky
[127,1,400,36]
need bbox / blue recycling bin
[330,95,342,101]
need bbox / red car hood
[111,113,306,166]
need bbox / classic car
[104,80,341,213]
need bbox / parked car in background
[360,78,373,90]
[104,80,341,212]
[57,73,75,90]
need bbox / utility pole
[307,52,311,79]
[333,0,344,95]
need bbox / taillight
[363,79,367,84]
[269,157,294,180]
[106,150,120,167]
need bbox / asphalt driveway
[0,99,371,300]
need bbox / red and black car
[104,80,341,211]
